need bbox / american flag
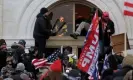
[32,58,50,69]
[47,48,61,62]
[124,0,133,16]
[32,48,61,69]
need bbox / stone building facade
[0,0,133,54]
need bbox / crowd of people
[0,39,36,80]
[0,38,133,80]
[0,39,81,80]
[0,7,132,80]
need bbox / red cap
[102,12,109,17]
[50,59,62,72]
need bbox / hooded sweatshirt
[33,8,52,39]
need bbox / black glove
[51,32,57,36]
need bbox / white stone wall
[1,0,133,48]
[0,0,2,38]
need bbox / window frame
[48,0,97,33]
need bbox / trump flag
[77,10,99,76]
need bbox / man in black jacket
[98,12,115,60]
[33,7,52,58]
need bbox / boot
[70,33,79,39]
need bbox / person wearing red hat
[70,10,115,75]
[99,11,115,54]
[98,11,115,75]
[40,59,62,80]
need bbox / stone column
[72,46,78,57]
[0,0,2,38]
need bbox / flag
[124,0,133,16]
[93,62,99,80]
[40,59,62,80]
[102,54,110,74]
[47,48,61,62]
[89,62,100,80]
[32,48,61,69]
[32,58,51,69]
[77,10,99,76]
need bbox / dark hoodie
[33,9,52,39]
[99,19,115,47]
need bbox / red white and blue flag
[32,49,61,69]
[32,58,50,69]
[124,0,133,16]
[102,54,110,74]
[77,10,99,77]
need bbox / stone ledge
[5,36,85,48]
[47,36,85,47]
[4,36,133,49]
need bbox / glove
[52,32,57,36]
[51,30,57,36]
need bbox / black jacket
[0,51,7,70]
[99,19,115,46]
[33,14,52,39]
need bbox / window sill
[47,36,85,47]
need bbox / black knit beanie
[18,39,26,47]
[40,7,48,14]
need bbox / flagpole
[124,33,127,57]
[61,45,63,54]
[60,45,64,72]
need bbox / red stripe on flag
[32,58,51,69]
[124,2,133,8]
[124,10,133,16]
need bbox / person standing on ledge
[33,7,53,58]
